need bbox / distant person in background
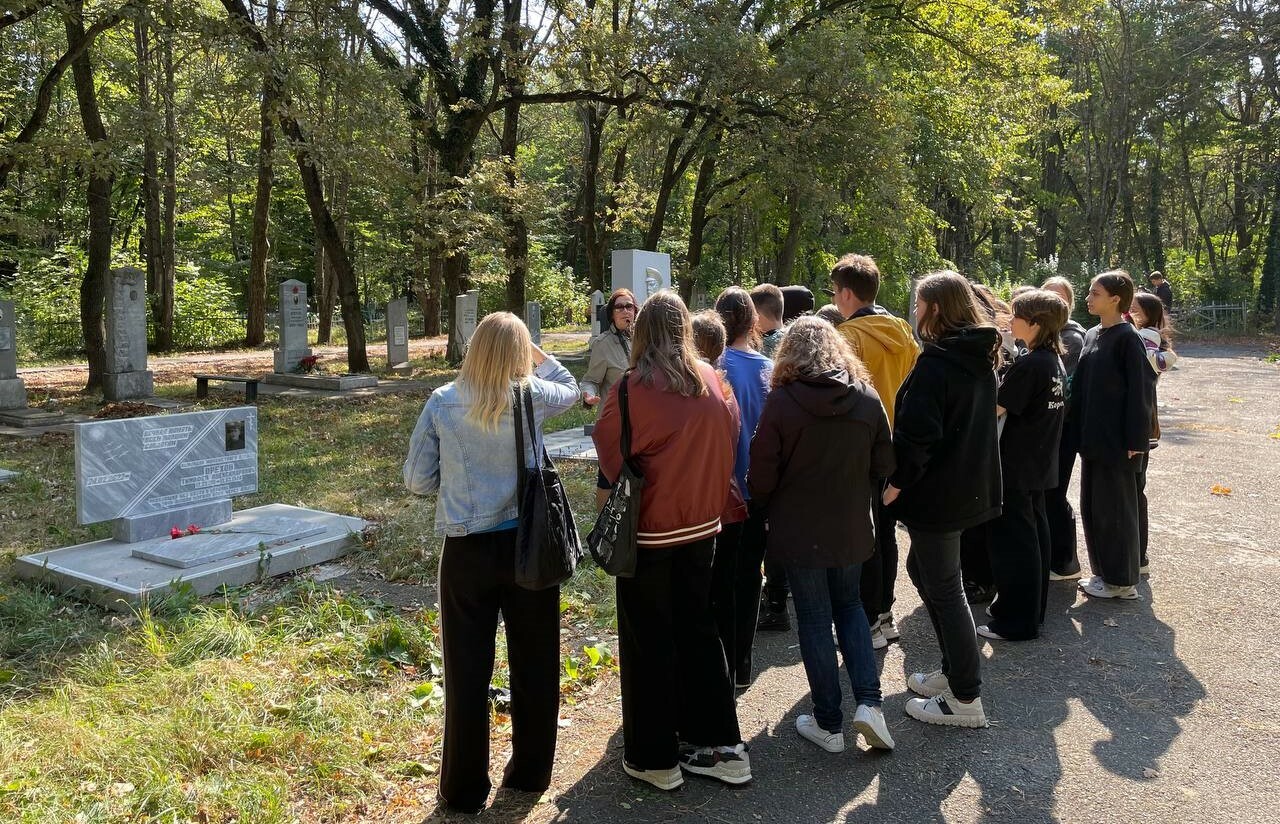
[750,283,787,358]
[404,312,580,814]
[1041,276,1087,580]
[816,304,846,325]
[781,285,815,322]
[828,253,918,650]
[1149,271,1174,312]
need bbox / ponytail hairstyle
[630,290,707,397]
[691,309,727,364]
[715,286,761,350]
[915,270,1000,367]
[1011,289,1069,355]
[1092,269,1135,313]
[458,312,533,431]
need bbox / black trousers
[1046,427,1081,576]
[762,555,789,612]
[1080,455,1145,587]
[617,537,742,769]
[860,492,900,624]
[960,521,995,589]
[1138,454,1150,567]
[711,508,768,685]
[986,489,1051,640]
[905,527,982,701]
[438,530,561,813]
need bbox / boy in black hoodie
[884,271,1000,729]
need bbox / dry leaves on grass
[1210,484,1233,496]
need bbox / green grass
[0,358,613,822]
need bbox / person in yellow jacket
[826,253,919,648]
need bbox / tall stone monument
[0,299,25,411]
[526,301,542,345]
[273,279,312,374]
[456,290,479,346]
[386,297,410,372]
[15,406,366,607]
[102,267,154,401]
[610,250,671,301]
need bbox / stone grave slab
[0,299,26,410]
[262,372,378,391]
[103,267,155,401]
[590,290,604,335]
[0,468,16,483]
[456,291,479,346]
[14,503,366,609]
[526,301,542,345]
[76,406,259,534]
[131,515,326,568]
[543,427,597,462]
[272,279,312,374]
[386,297,410,372]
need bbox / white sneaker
[795,714,845,753]
[1139,562,1150,576]
[1049,569,1082,581]
[907,669,949,698]
[623,761,683,790]
[877,612,900,641]
[852,704,894,750]
[905,692,988,728]
[976,624,1007,641]
[1079,577,1141,600]
[870,625,888,650]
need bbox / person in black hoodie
[884,271,1000,729]
[1070,270,1155,600]
[748,317,897,754]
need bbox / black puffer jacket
[748,370,894,568]
[889,327,1002,532]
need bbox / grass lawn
[0,354,615,823]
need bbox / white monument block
[610,250,671,303]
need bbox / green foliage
[6,247,88,359]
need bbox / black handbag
[586,374,644,577]
[513,383,582,590]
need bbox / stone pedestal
[273,279,313,374]
[0,377,26,410]
[0,299,29,411]
[103,267,154,401]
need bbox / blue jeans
[786,564,882,732]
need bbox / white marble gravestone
[526,301,542,345]
[589,290,605,335]
[17,406,366,607]
[456,291,479,346]
[273,279,313,374]
[0,299,26,410]
[102,267,155,401]
[386,297,410,369]
[611,250,671,301]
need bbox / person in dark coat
[748,316,896,753]
[884,271,1001,730]
[1148,271,1174,312]
[1041,276,1087,579]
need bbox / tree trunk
[158,0,176,351]
[502,98,529,314]
[775,189,803,286]
[134,20,162,314]
[1147,141,1167,274]
[244,0,276,347]
[1256,173,1280,321]
[682,135,719,303]
[580,105,606,292]
[66,1,112,390]
[1035,118,1062,261]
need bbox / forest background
[2,0,1278,385]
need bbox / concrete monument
[386,297,410,371]
[610,250,671,301]
[589,290,605,336]
[526,301,542,345]
[102,267,155,401]
[0,299,67,428]
[263,279,376,391]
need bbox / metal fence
[1173,304,1249,334]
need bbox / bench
[194,373,260,403]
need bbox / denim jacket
[403,357,579,536]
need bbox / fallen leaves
[1142,767,1161,779]
[1210,484,1232,496]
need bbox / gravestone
[0,468,15,483]
[456,291,479,346]
[589,290,605,336]
[273,279,313,374]
[386,297,410,372]
[526,301,542,345]
[263,279,376,391]
[690,283,709,310]
[16,406,366,607]
[0,299,26,410]
[102,267,154,401]
[611,250,671,301]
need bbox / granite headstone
[102,267,154,401]
[456,291,479,346]
[526,301,542,345]
[589,290,604,336]
[386,297,409,368]
[273,279,313,373]
[0,299,25,410]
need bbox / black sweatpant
[762,556,788,612]
[960,521,994,589]
[617,537,742,769]
[1080,455,1144,587]
[711,508,768,685]
[905,527,982,701]
[861,492,900,624]
[1046,427,1081,576]
[986,489,1051,640]
[438,530,562,813]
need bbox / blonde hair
[458,312,532,431]
[772,315,871,388]
[630,291,707,397]
[1041,276,1075,309]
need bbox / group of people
[402,257,1176,813]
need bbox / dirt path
[401,342,1280,823]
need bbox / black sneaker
[756,607,791,632]
[677,744,752,784]
[963,581,997,604]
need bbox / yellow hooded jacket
[836,312,919,426]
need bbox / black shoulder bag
[586,374,644,577]
[513,383,582,590]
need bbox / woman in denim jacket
[403,311,579,814]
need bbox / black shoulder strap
[521,382,541,470]
[513,384,527,504]
[619,372,633,460]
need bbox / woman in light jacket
[403,311,579,814]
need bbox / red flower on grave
[186,524,201,535]
[170,527,184,540]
